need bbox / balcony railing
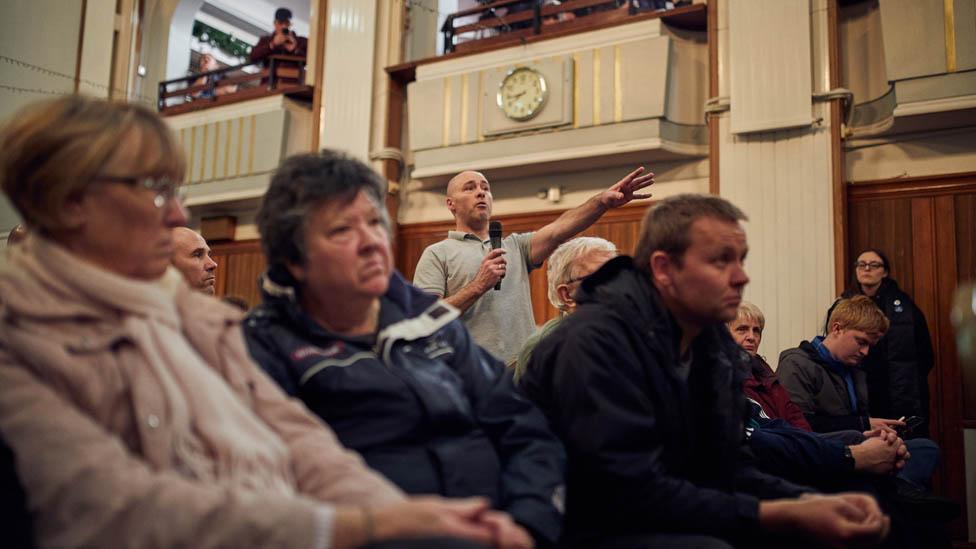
[158,55,310,116]
[440,0,697,54]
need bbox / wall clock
[496,66,549,121]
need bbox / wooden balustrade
[440,0,703,54]
[158,55,312,116]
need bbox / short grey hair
[546,236,617,311]
[257,150,388,269]
[729,301,765,331]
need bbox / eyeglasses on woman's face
[94,175,185,208]
[854,261,885,271]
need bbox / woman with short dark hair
[244,150,567,549]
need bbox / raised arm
[528,166,654,266]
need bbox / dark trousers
[597,534,733,549]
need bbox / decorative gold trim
[188,126,196,184]
[477,72,485,142]
[223,119,231,178]
[247,114,256,175]
[614,45,622,123]
[573,53,580,129]
[235,117,244,177]
[460,73,469,143]
[211,122,220,180]
[442,77,452,147]
[944,0,957,72]
[593,49,601,125]
[199,124,208,182]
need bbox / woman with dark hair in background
[828,249,934,438]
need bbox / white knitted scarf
[32,237,297,496]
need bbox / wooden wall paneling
[958,194,976,285]
[957,194,976,423]
[211,250,229,298]
[931,195,968,535]
[209,240,266,308]
[848,174,976,538]
[907,197,946,494]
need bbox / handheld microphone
[489,221,503,291]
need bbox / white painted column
[716,0,839,362]
[319,0,378,161]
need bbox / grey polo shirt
[413,230,539,364]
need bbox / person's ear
[556,283,574,310]
[650,251,674,289]
[828,322,843,337]
[446,197,455,215]
[58,194,88,231]
[286,261,306,284]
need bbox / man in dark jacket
[521,194,889,548]
[250,8,308,65]
[778,296,902,435]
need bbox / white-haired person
[513,236,617,382]
[0,95,511,549]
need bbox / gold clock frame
[496,66,549,122]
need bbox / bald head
[446,171,486,196]
[445,171,492,234]
[171,227,218,295]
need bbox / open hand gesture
[598,166,655,209]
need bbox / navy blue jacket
[243,267,566,545]
[520,257,810,546]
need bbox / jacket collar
[258,265,457,350]
[575,256,741,373]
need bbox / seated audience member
[0,95,515,549]
[522,194,890,548]
[171,227,218,295]
[243,150,565,548]
[725,296,958,540]
[728,305,908,483]
[191,53,237,99]
[513,236,617,380]
[250,8,308,65]
[828,249,934,438]
[727,301,811,431]
[778,296,941,490]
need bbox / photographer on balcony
[250,7,308,65]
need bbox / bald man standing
[171,227,218,295]
[413,167,654,363]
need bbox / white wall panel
[729,0,813,134]
[719,103,836,363]
[319,0,377,160]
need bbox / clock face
[497,67,548,121]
